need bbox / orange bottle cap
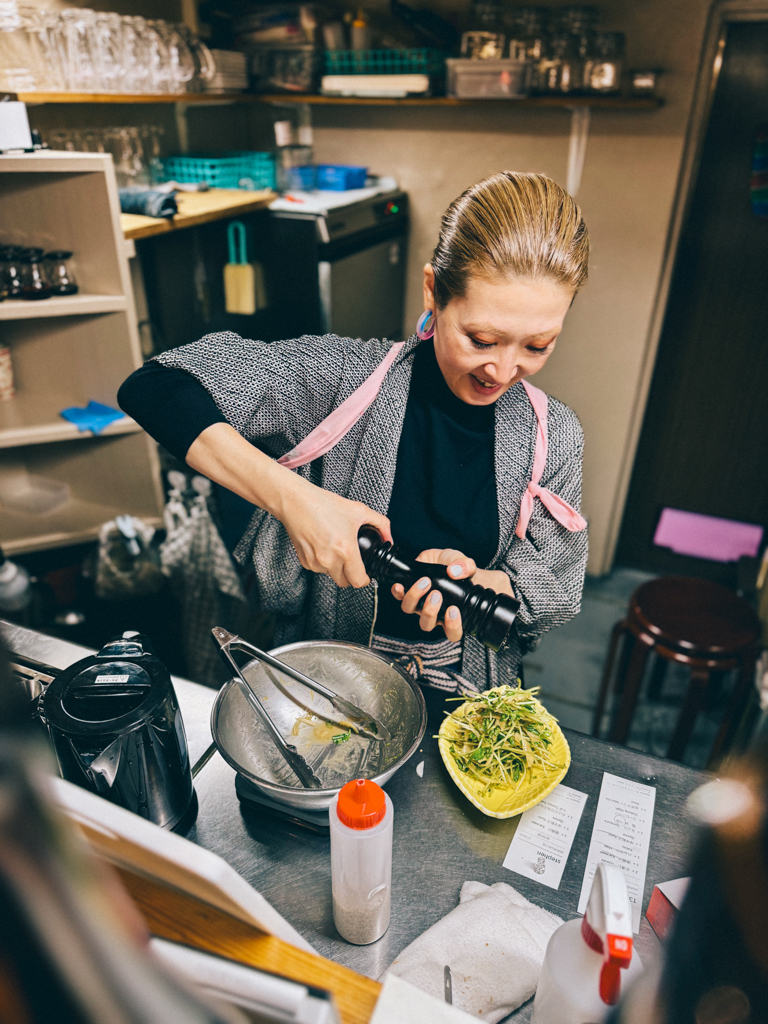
[336,778,386,829]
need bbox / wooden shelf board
[17,90,663,110]
[17,91,246,105]
[0,294,127,320]
[0,392,141,449]
[258,93,663,108]
[121,188,276,240]
[0,498,161,555]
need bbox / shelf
[17,91,243,105]
[257,93,663,108]
[0,496,161,555]
[16,90,663,110]
[0,294,128,320]
[0,391,140,449]
[121,188,275,240]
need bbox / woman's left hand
[392,548,473,641]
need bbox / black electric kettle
[43,632,195,830]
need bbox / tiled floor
[525,568,726,769]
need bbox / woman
[119,171,589,694]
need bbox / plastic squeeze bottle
[531,863,644,1024]
[330,778,393,944]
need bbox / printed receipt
[577,772,656,933]
[502,784,588,889]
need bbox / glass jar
[464,0,505,59]
[43,251,78,296]
[536,33,581,94]
[507,6,546,62]
[1,246,24,298]
[584,31,624,93]
[19,250,51,300]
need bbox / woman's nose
[484,357,518,384]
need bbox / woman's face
[423,266,575,405]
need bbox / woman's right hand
[280,477,391,589]
[186,422,389,589]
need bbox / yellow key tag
[224,221,267,315]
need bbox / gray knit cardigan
[156,331,588,690]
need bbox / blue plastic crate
[160,152,276,191]
[316,164,368,190]
[323,48,444,76]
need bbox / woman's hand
[185,421,390,589]
[280,478,391,589]
[391,548,515,641]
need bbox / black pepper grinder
[358,526,520,652]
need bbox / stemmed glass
[58,8,98,92]
[92,11,124,92]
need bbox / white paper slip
[577,772,656,933]
[502,784,588,889]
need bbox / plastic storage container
[316,165,368,190]
[330,779,393,945]
[446,58,530,98]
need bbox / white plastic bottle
[532,863,644,1024]
[330,778,393,945]
[0,547,31,615]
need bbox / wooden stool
[592,577,761,766]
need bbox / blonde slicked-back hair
[431,171,589,308]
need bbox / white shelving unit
[0,150,164,555]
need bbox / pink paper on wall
[653,508,764,563]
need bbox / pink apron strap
[278,342,405,470]
[515,379,587,540]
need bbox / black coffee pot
[43,632,195,830]
[358,526,520,652]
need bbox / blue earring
[416,309,435,340]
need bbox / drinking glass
[0,0,37,91]
[19,250,52,300]
[134,17,171,93]
[178,22,215,88]
[58,8,98,92]
[92,11,124,92]
[121,15,149,93]
[153,20,194,93]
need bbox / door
[616,20,768,582]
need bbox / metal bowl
[210,639,427,811]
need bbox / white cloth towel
[384,881,562,1022]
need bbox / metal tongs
[212,628,391,789]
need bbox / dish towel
[384,881,562,1022]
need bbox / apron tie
[278,342,405,470]
[515,379,587,540]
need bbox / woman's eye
[527,345,551,355]
[469,338,494,350]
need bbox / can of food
[0,346,15,402]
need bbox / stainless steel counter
[2,622,710,1022]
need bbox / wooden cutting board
[116,867,381,1024]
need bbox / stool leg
[708,653,757,768]
[592,620,626,737]
[668,667,710,762]
[609,635,652,745]
[647,654,668,702]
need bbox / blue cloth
[60,401,126,435]
[119,188,177,219]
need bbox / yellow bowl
[438,693,571,819]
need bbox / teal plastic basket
[323,49,444,76]
[161,152,276,190]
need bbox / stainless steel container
[211,640,427,811]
